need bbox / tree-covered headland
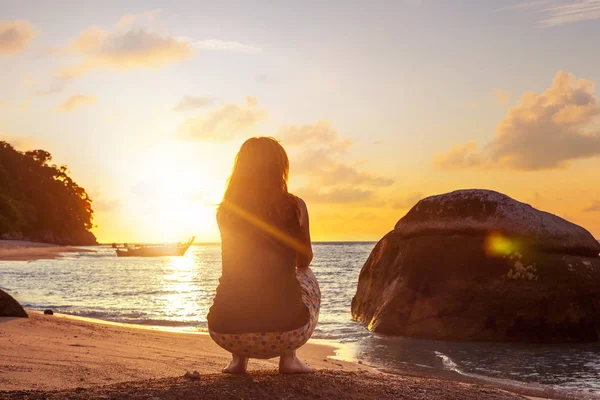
[0,141,97,245]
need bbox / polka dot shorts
[209,269,321,359]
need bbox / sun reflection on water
[157,252,211,324]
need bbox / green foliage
[0,141,97,245]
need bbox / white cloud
[193,39,261,54]
[435,71,600,171]
[116,9,162,30]
[0,20,35,55]
[59,28,193,78]
[55,11,259,79]
[507,1,600,26]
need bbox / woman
[207,137,320,374]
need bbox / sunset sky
[2,0,600,243]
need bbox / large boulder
[0,289,28,318]
[352,189,600,343]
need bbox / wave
[434,351,462,373]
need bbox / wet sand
[0,312,561,399]
[0,240,93,261]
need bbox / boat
[115,236,195,257]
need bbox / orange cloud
[178,97,266,140]
[0,20,35,55]
[55,11,259,79]
[583,201,600,213]
[433,141,483,169]
[297,186,375,204]
[435,71,600,171]
[279,121,394,204]
[492,89,509,105]
[57,94,97,112]
[59,28,193,78]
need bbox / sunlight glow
[485,233,518,256]
[127,143,224,242]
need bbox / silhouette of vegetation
[0,141,96,245]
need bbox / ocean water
[1,242,599,398]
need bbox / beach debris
[183,370,201,381]
[44,309,54,315]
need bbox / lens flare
[485,233,518,256]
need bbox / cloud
[172,95,216,112]
[583,200,600,213]
[280,120,351,152]
[0,20,35,55]
[297,186,375,204]
[58,28,193,78]
[193,39,261,54]
[434,142,483,169]
[178,97,266,140]
[57,94,97,112]
[390,192,424,209]
[54,11,260,79]
[434,71,600,171]
[116,9,162,30]
[506,1,600,27]
[279,120,394,203]
[36,78,69,96]
[493,89,510,105]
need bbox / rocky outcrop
[351,189,600,343]
[0,289,28,318]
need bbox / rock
[183,370,201,381]
[352,189,600,343]
[394,189,600,257]
[0,289,28,318]
[44,309,54,315]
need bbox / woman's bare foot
[223,354,248,374]
[279,351,313,374]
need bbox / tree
[0,141,97,245]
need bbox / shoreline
[0,311,568,399]
[0,240,94,262]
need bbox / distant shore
[0,311,566,399]
[0,240,94,262]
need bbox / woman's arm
[295,197,313,269]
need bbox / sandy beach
[0,240,94,262]
[0,312,565,399]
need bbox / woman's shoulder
[288,193,307,210]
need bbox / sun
[128,142,225,242]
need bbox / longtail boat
[115,236,195,257]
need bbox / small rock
[44,309,54,315]
[183,370,201,381]
[358,360,363,364]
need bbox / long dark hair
[218,137,298,226]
